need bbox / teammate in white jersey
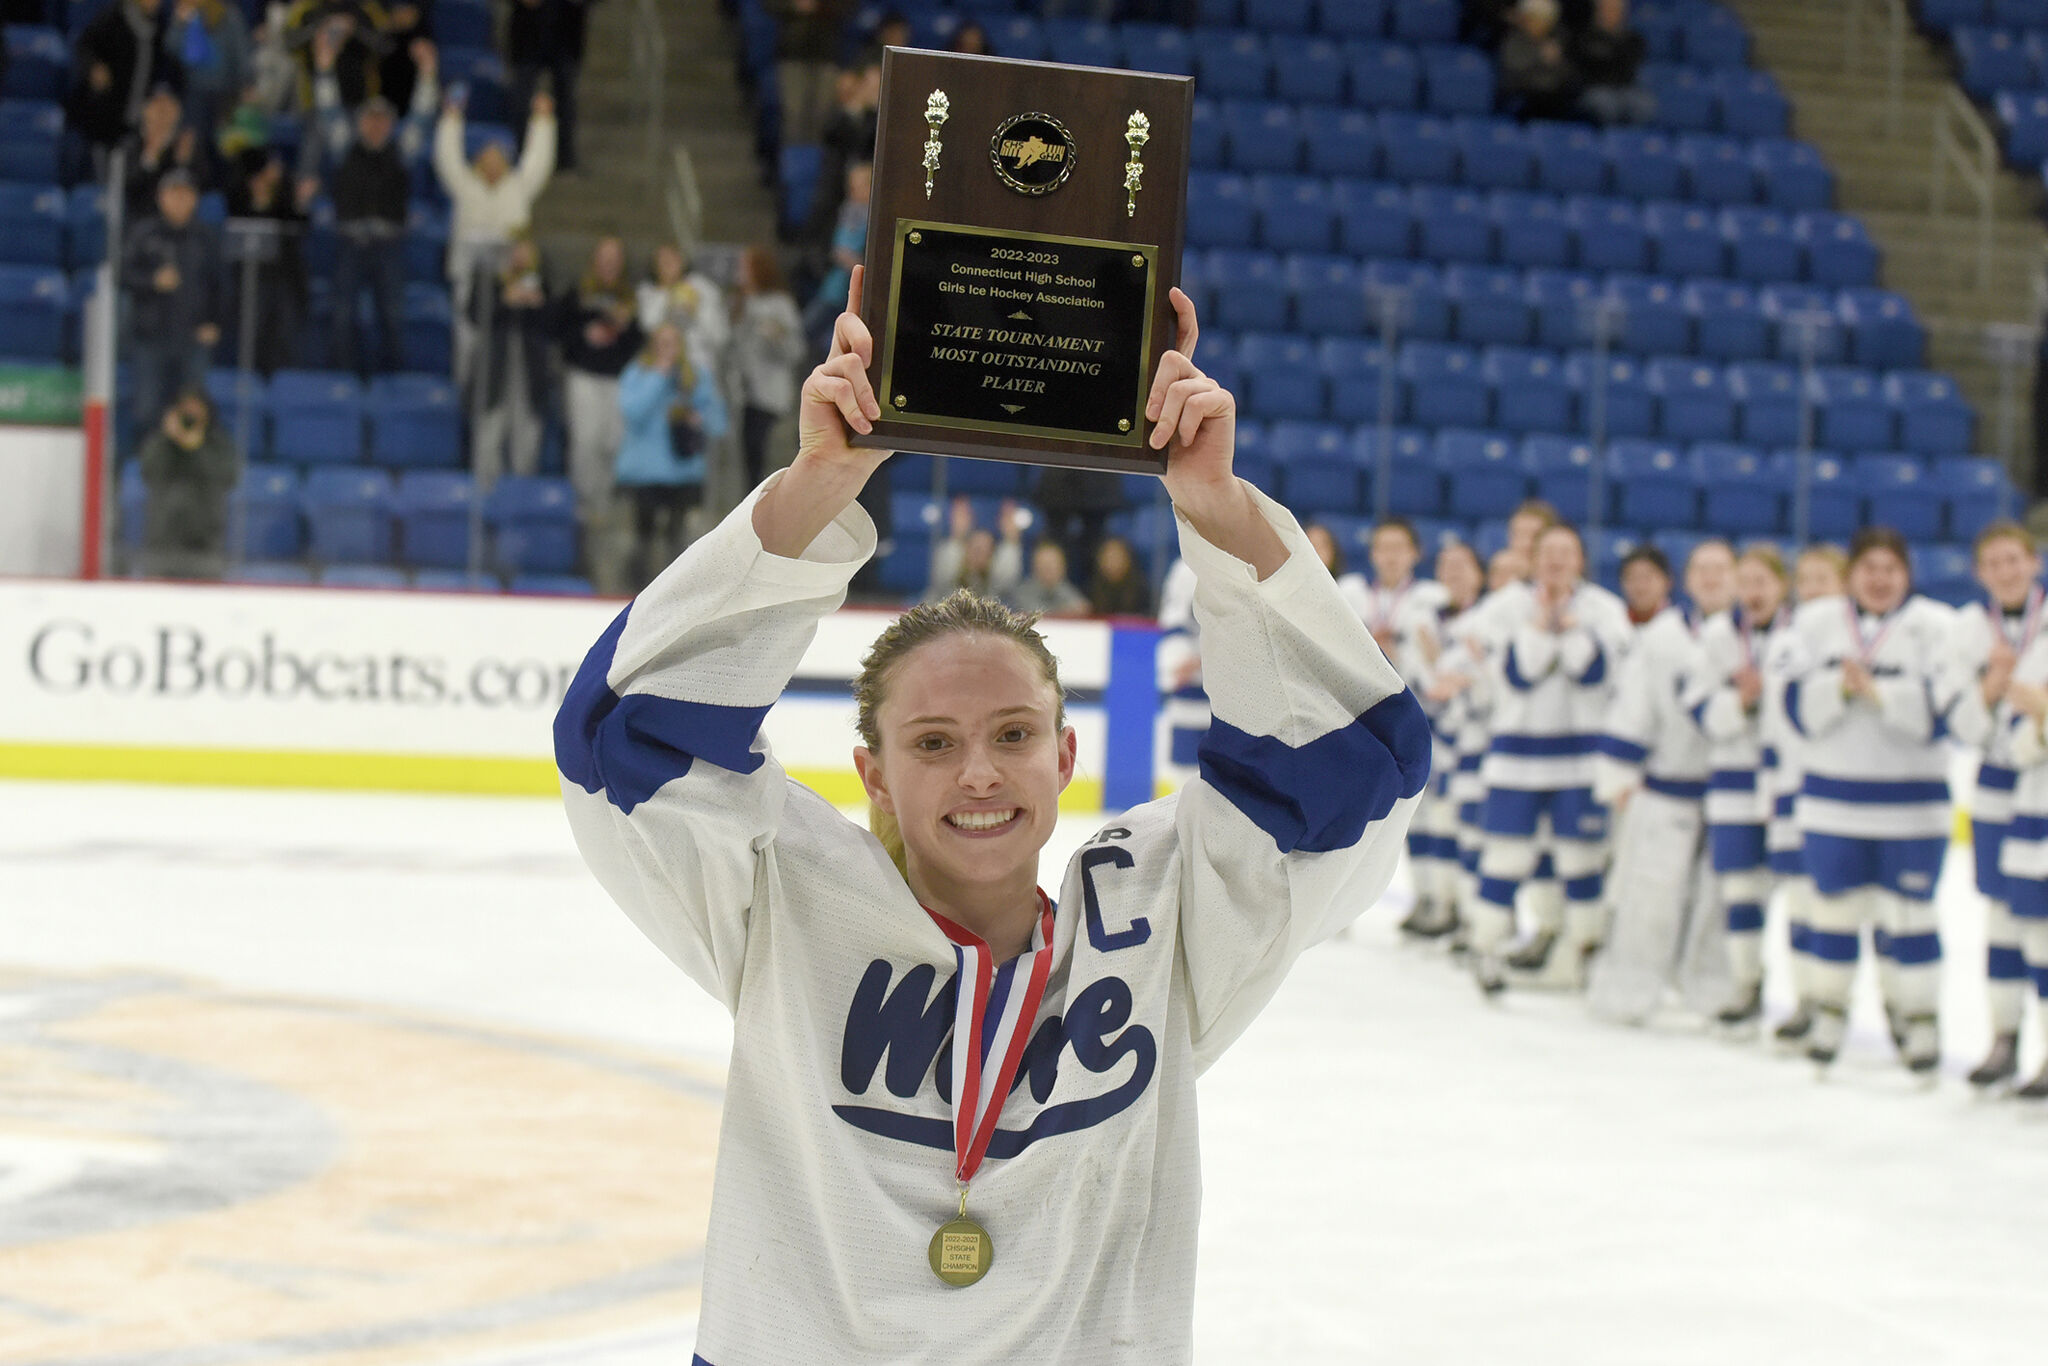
[1469,523,1633,993]
[556,278,1429,1361]
[1991,616,2048,1099]
[1778,529,1956,1070]
[1411,538,1488,938]
[1937,521,2047,1088]
[1592,541,1737,1024]
[1155,554,1204,792]
[1682,544,1790,1028]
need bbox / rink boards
[0,578,1163,812]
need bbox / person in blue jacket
[615,323,729,590]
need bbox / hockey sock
[1562,872,1607,951]
[1470,878,1519,954]
[1877,892,1943,1023]
[1804,889,1867,1014]
[2026,920,2048,1003]
[1721,869,1770,990]
[1986,899,2028,1034]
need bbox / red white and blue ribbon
[1993,585,2045,656]
[1845,598,1899,665]
[927,892,1057,1186]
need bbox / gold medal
[928,1216,993,1287]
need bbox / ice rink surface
[4,779,2044,1366]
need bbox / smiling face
[854,633,1075,915]
[1620,556,1669,617]
[1795,550,1844,604]
[1849,547,1909,615]
[1977,532,2041,610]
[1534,526,1584,598]
[1735,554,1786,622]
[1370,524,1420,588]
[1685,542,1736,618]
[1437,542,1483,609]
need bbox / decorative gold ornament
[1124,110,1151,217]
[923,90,950,199]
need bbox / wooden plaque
[853,48,1194,474]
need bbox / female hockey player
[1939,521,2047,1088]
[1411,537,1488,939]
[1778,529,1954,1070]
[1991,608,2048,1098]
[555,274,1430,1361]
[1685,545,1791,1028]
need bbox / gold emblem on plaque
[922,90,949,199]
[1124,110,1150,217]
[989,112,1076,196]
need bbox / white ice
[2,779,2043,1366]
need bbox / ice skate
[1715,981,1762,1029]
[1503,929,1557,973]
[1899,1016,1940,1076]
[2015,1061,2048,1100]
[1806,1006,1847,1068]
[1967,1033,2019,1089]
[1773,1001,1816,1045]
[1397,898,1439,939]
[1472,953,1506,998]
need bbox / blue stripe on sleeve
[1596,735,1649,764]
[1801,775,1950,806]
[1198,688,1432,854]
[1576,644,1607,687]
[1491,733,1596,757]
[1979,764,2019,792]
[1687,695,1711,732]
[1783,680,1808,737]
[1925,681,1949,742]
[1503,643,1538,691]
[554,603,774,815]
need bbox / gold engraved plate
[929,1216,994,1287]
[989,112,1076,196]
[1124,110,1150,217]
[922,90,949,199]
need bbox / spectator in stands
[1499,0,1583,123]
[774,0,847,145]
[123,85,213,222]
[169,0,251,133]
[925,496,1024,604]
[637,243,730,375]
[224,148,315,374]
[1007,542,1090,619]
[1088,535,1153,617]
[1572,0,1653,125]
[803,160,870,353]
[615,323,731,590]
[376,1,430,111]
[1033,464,1129,594]
[244,10,299,113]
[318,40,437,374]
[950,22,989,56]
[507,0,591,176]
[284,0,397,111]
[866,10,911,56]
[805,57,879,247]
[437,88,556,381]
[121,169,223,446]
[555,234,645,529]
[69,0,182,161]
[468,231,553,491]
[137,388,237,579]
[731,244,804,489]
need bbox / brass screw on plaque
[923,90,950,199]
[909,231,923,244]
[894,394,908,409]
[1118,418,1132,432]
[1132,254,1145,267]
[1124,110,1150,217]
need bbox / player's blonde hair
[1738,542,1789,584]
[853,590,1067,878]
[1974,518,2037,560]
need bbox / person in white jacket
[1990,625,2048,1099]
[555,275,1430,1361]
[435,89,556,383]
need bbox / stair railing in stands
[632,0,669,169]
[1843,0,1907,141]
[1931,84,1998,293]
[667,144,705,257]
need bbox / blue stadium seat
[1269,420,1359,514]
[1992,0,2047,28]
[404,204,451,283]
[1721,206,1802,283]
[1676,133,1757,206]
[367,373,461,467]
[1223,101,1303,172]
[1389,0,1459,44]
[1565,350,1657,436]
[1529,120,1607,195]
[1246,0,1317,30]
[1681,7,1752,66]
[1958,27,2032,101]
[413,569,501,593]
[1526,268,1602,349]
[320,563,410,589]
[269,370,366,463]
[1412,184,1493,262]
[1377,111,1458,183]
[487,474,579,575]
[1695,442,1786,535]
[1610,438,1698,527]
[1195,30,1271,99]
[1490,189,1572,268]
[230,463,305,560]
[1859,454,1943,539]
[1810,367,1895,450]
[1837,289,1925,370]
[1290,254,1368,335]
[1254,174,1336,252]
[1605,128,1686,200]
[1452,117,1534,190]
[401,284,453,374]
[1363,258,1452,339]
[1686,280,1769,361]
[1424,46,1496,117]
[302,467,395,563]
[228,561,316,585]
[1935,455,2016,540]
[1714,69,1792,138]
[1318,0,1390,40]
[1209,248,1290,331]
[1642,63,1717,132]
[1445,263,1531,346]
[1797,211,1881,288]
[1522,433,1597,522]
[776,143,821,235]
[1645,199,1725,278]
[1760,283,1846,363]
[1190,98,1226,169]
[1566,195,1650,273]
[1332,178,1413,256]
[1401,341,1489,427]
[0,183,65,267]
[1886,370,1975,456]
[509,574,596,595]
[206,367,273,454]
[1607,274,1692,355]
[1302,106,1381,176]
[393,469,479,568]
[1187,171,1257,248]
[0,99,63,184]
[1355,425,1445,514]
[437,0,496,49]
[1320,336,1391,422]
[1922,1,1987,37]
[1751,139,1835,211]
[65,184,106,267]
[1122,23,1192,75]
[1648,357,1737,443]
[1240,331,1324,420]
[1484,345,1575,432]
[1043,19,1121,68]
[1347,42,1422,110]
[1272,37,1347,102]
[1911,542,1978,609]
[1437,428,1529,518]
[118,461,146,551]
[2000,90,2048,166]
[0,263,65,359]
[3,27,69,103]
[1728,360,1804,446]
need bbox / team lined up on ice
[1162,502,2048,1094]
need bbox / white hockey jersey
[1683,606,1787,827]
[1597,604,1711,802]
[1778,594,1956,841]
[556,477,1430,1364]
[1477,579,1633,794]
[1939,591,2048,826]
[1357,575,1453,694]
[1155,557,1208,779]
[1995,634,2048,881]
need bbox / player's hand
[2009,681,2048,721]
[1415,623,1441,665]
[794,265,886,472]
[1841,658,1873,699]
[1149,288,1234,496]
[532,91,556,118]
[1732,665,1763,708]
[411,38,437,73]
[1426,671,1469,704]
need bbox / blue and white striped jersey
[1477,579,1632,794]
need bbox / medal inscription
[928,1216,994,1287]
[881,222,1155,445]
